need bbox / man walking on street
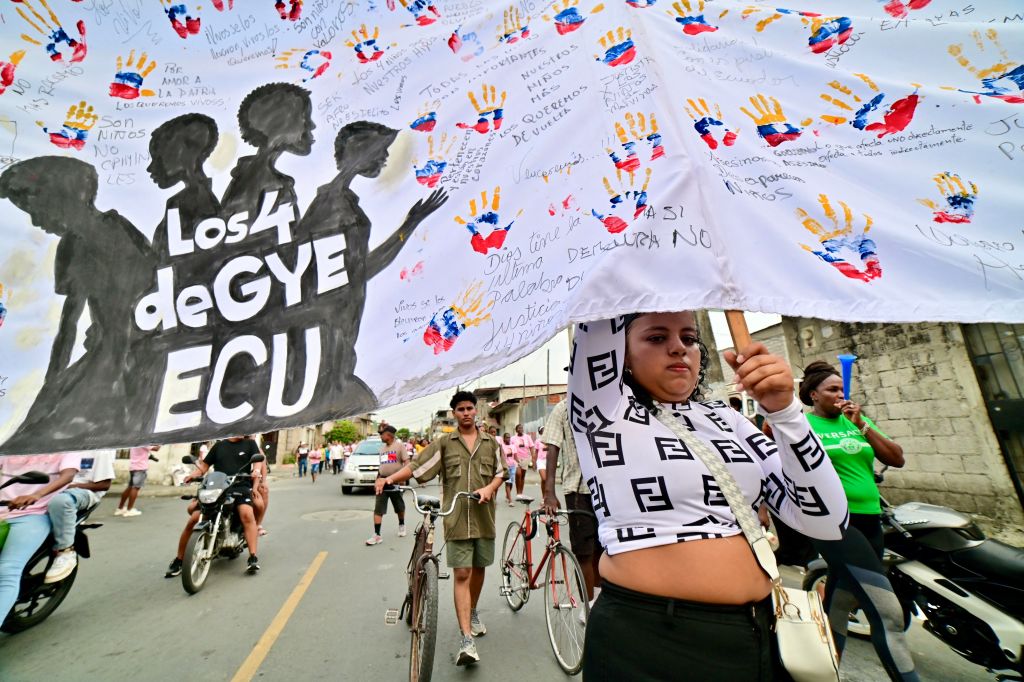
[541,399,602,604]
[295,442,309,478]
[376,391,507,667]
[366,426,410,545]
[116,445,159,517]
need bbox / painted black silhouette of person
[220,82,314,247]
[148,113,221,266]
[296,121,447,413]
[0,157,154,453]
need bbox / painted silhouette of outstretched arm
[366,188,447,279]
[47,293,84,383]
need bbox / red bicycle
[500,495,591,675]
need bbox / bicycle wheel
[409,560,439,682]
[501,521,529,611]
[544,544,589,675]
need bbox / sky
[376,311,781,431]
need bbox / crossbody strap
[653,409,781,582]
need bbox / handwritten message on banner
[0,0,1021,453]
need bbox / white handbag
[655,410,841,682]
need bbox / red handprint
[0,51,27,96]
[15,0,88,64]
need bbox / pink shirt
[309,449,323,463]
[511,434,534,465]
[129,447,153,471]
[1,453,80,520]
[501,442,516,467]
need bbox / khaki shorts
[446,537,495,568]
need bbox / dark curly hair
[237,82,311,148]
[449,390,477,409]
[622,313,711,411]
[798,360,840,406]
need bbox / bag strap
[653,409,781,582]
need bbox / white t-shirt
[70,450,116,505]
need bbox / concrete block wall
[780,318,1024,527]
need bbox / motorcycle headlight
[198,488,224,504]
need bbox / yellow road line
[231,551,328,682]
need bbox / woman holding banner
[570,312,849,681]
[795,361,918,682]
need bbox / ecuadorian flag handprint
[0,50,26,96]
[741,7,852,55]
[456,85,507,134]
[796,194,881,283]
[423,282,494,354]
[37,100,97,151]
[880,0,931,19]
[917,172,979,224]
[543,0,604,36]
[346,25,394,64]
[595,27,636,67]
[109,51,157,100]
[398,0,442,27]
[816,73,919,139]
[412,134,456,188]
[591,167,653,234]
[684,98,737,150]
[666,1,728,36]
[947,29,1023,104]
[741,94,804,147]
[15,0,87,64]
[454,186,523,254]
[498,6,531,44]
[274,49,334,82]
[161,1,201,39]
[410,102,439,132]
[607,113,664,171]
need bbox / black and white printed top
[568,318,848,556]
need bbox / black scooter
[802,470,1024,680]
[1,471,102,633]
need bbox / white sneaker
[397,525,407,538]
[470,609,486,636]
[122,508,142,517]
[365,534,383,545]
[456,635,479,666]
[45,550,78,583]
[114,508,127,517]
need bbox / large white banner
[0,0,1021,453]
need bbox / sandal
[258,526,268,536]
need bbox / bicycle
[499,495,591,675]
[384,486,480,682]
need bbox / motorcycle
[802,469,1024,680]
[178,453,264,594]
[0,471,102,633]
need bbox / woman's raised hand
[723,342,795,414]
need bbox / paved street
[0,473,999,681]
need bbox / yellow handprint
[816,73,920,138]
[796,194,881,283]
[16,0,87,64]
[591,167,653,234]
[947,29,1023,103]
[498,6,530,44]
[346,25,392,64]
[454,186,522,255]
[741,6,853,54]
[917,172,979,224]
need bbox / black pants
[813,514,918,682]
[583,582,790,682]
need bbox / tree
[325,420,359,444]
[396,427,411,441]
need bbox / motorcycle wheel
[803,567,911,639]
[1,556,78,633]
[182,531,213,595]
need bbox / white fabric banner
[0,0,1021,453]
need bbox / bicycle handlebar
[385,485,481,516]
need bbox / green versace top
[805,413,885,515]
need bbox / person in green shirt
[797,360,917,682]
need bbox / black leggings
[582,582,791,682]
[813,514,919,682]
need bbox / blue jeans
[298,459,308,477]
[48,488,93,550]
[0,514,51,623]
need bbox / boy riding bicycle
[376,390,507,667]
